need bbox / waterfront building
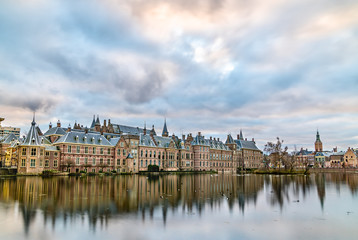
[296,148,314,168]
[329,151,345,168]
[343,147,357,168]
[7,115,263,174]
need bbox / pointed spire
[316,129,321,142]
[95,115,100,125]
[239,129,244,140]
[32,112,36,126]
[162,118,169,137]
[90,115,96,128]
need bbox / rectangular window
[45,160,49,167]
[100,148,104,154]
[21,159,26,167]
[107,148,110,155]
[84,157,88,165]
[107,159,110,165]
[85,147,88,154]
[76,146,80,153]
[40,149,44,156]
[54,160,58,167]
[68,145,72,153]
[117,159,120,165]
[93,147,96,154]
[117,149,121,156]
[45,151,50,156]
[100,158,103,164]
[30,159,36,167]
[123,159,126,165]
[54,152,58,157]
[120,142,124,147]
[31,148,37,156]
[22,148,27,156]
[76,157,80,165]
[92,158,96,165]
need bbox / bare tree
[61,159,75,172]
[282,145,297,171]
[264,137,288,170]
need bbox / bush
[42,170,60,177]
[88,172,96,176]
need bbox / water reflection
[0,173,358,239]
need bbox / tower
[315,130,323,152]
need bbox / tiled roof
[43,127,66,136]
[112,124,145,135]
[234,139,261,151]
[139,134,157,147]
[54,131,112,146]
[109,137,121,146]
[225,134,234,144]
[0,133,18,144]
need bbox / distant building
[0,117,20,138]
[343,147,357,168]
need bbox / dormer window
[83,136,87,142]
[98,138,102,144]
[91,137,95,142]
[32,138,35,144]
[75,135,79,142]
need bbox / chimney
[237,134,240,140]
[67,124,71,132]
[245,138,247,141]
[85,127,88,134]
[217,138,220,141]
[103,119,107,127]
[214,137,216,141]
[252,138,255,142]
[334,147,337,152]
[49,122,52,129]
[57,120,61,128]
[210,136,212,140]
[182,135,185,141]
[108,119,111,125]
[198,132,201,136]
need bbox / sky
[0,0,358,151]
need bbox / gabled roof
[109,137,121,146]
[191,135,210,146]
[0,133,18,144]
[112,124,145,135]
[43,127,66,136]
[152,135,176,148]
[139,134,157,147]
[54,131,112,146]
[234,139,260,151]
[225,134,234,144]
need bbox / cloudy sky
[1,0,358,151]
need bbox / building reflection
[0,173,358,234]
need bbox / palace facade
[0,115,264,174]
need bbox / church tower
[315,130,323,152]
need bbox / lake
[0,173,357,240]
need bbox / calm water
[0,173,358,240]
